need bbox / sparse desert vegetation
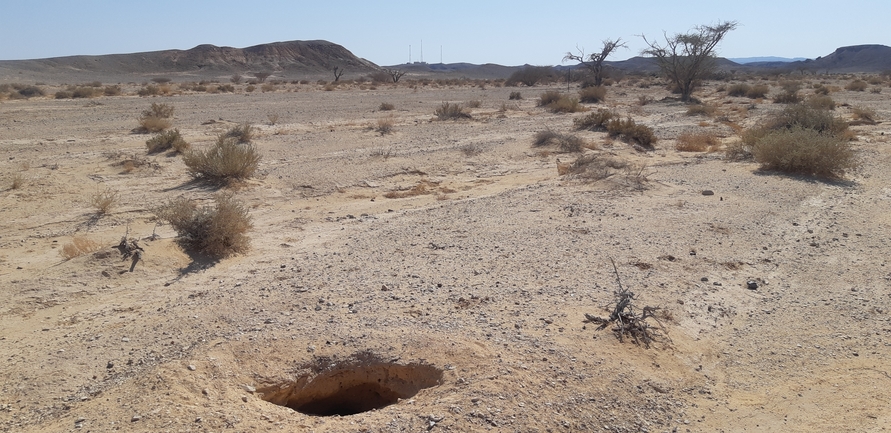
[136,102,174,133]
[182,130,261,184]
[155,193,252,258]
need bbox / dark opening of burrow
[257,353,443,417]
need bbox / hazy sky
[2,0,888,65]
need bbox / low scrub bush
[805,95,835,110]
[104,85,122,96]
[726,83,751,97]
[732,103,852,163]
[182,135,261,184]
[505,66,554,87]
[752,128,855,177]
[155,194,252,258]
[538,91,584,113]
[574,108,616,131]
[136,103,174,133]
[434,102,471,120]
[606,117,657,147]
[538,91,563,106]
[532,129,586,152]
[16,85,45,98]
[466,99,482,108]
[222,123,254,143]
[509,91,522,100]
[676,132,720,152]
[773,91,801,104]
[11,173,25,190]
[137,85,161,96]
[746,84,769,99]
[378,102,395,111]
[91,187,119,216]
[686,104,717,116]
[146,129,189,154]
[851,106,877,125]
[845,80,868,91]
[578,86,606,103]
[376,117,395,135]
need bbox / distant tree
[332,67,345,82]
[641,21,738,102]
[385,69,406,83]
[253,72,272,83]
[563,38,627,87]
[230,74,243,84]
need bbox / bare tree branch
[563,38,627,86]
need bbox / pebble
[746,280,758,290]
[702,190,715,196]
[187,364,196,371]
[242,395,249,402]
[243,384,256,393]
[131,415,141,422]
[121,337,129,342]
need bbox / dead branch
[114,227,144,272]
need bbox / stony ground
[1,77,890,432]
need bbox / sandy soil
[1,78,890,432]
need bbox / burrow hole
[259,358,443,416]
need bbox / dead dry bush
[574,108,616,131]
[561,155,652,190]
[136,103,174,133]
[434,102,471,120]
[606,117,657,148]
[509,91,522,100]
[676,132,720,152]
[726,83,751,97]
[61,236,102,260]
[753,128,855,178]
[532,129,586,152]
[685,104,717,117]
[845,79,868,92]
[465,99,482,108]
[155,194,252,258]
[851,106,878,125]
[539,91,585,113]
[91,187,119,216]
[11,173,25,190]
[182,135,261,184]
[578,86,606,103]
[221,123,254,143]
[145,129,189,154]
[731,103,851,162]
[806,95,836,110]
[378,102,395,111]
[376,117,395,135]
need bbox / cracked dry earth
[1,79,890,432]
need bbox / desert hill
[0,40,379,83]
[788,44,891,73]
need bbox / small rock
[242,395,249,402]
[187,364,196,371]
[131,415,141,422]
[75,417,86,424]
[201,388,209,395]
[746,280,758,290]
[121,337,129,342]
[106,361,114,369]
[702,190,715,196]
[701,277,709,282]
[242,384,256,393]
[713,282,722,286]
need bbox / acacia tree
[385,69,406,83]
[641,21,738,102]
[563,38,627,86]
[332,66,345,82]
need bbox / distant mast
[409,45,411,63]
[420,39,423,63]
[440,45,443,64]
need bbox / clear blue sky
[2,0,888,65]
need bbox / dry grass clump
[136,103,174,133]
[539,91,585,113]
[221,123,254,143]
[61,236,102,260]
[805,95,836,110]
[145,129,190,154]
[845,79,868,92]
[434,102,471,120]
[574,108,617,131]
[104,85,122,96]
[465,99,482,108]
[676,132,720,152]
[376,117,395,135]
[578,86,606,103]
[851,106,878,125]
[378,102,395,111]
[11,173,25,190]
[383,181,437,199]
[813,83,830,95]
[267,113,279,125]
[538,90,563,106]
[460,144,484,156]
[560,154,652,190]
[753,128,855,177]
[532,129,585,152]
[509,91,522,100]
[685,104,717,116]
[182,134,261,184]
[91,187,119,216]
[606,117,657,147]
[746,84,770,99]
[726,83,752,97]
[155,194,252,258]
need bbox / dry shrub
[104,85,121,96]
[845,80,868,91]
[267,113,279,125]
[245,85,256,93]
[261,83,275,93]
[806,95,835,110]
[532,129,585,152]
[145,129,189,154]
[538,90,563,106]
[606,117,657,147]
[434,102,471,120]
[561,154,650,188]
[726,83,751,97]
[746,84,769,99]
[11,173,25,190]
[137,85,160,96]
[676,132,720,152]
[578,86,606,103]
[460,144,484,156]
[773,91,802,104]
[378,102,395,111]
[136,103,174,133]
[155,194,252,258]
[539,90,585,113]
[222,123,254,143]
[15,86,45,98]
[91,187,119,215]
[813,83,830,95]
[638,95,655,106]
[574,108,616,131]
[383,181,437,199]
[182,135,261,184]
[851,106,877,125]
[465,99,482,108]
[376,117,395,135]
[61,236,102,260]
[509,91,522,100]
[753,128,855,178]
[685,104,717,116]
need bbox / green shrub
[752,127,855,177]
[434,102,471,120]
[182,135,261,184]
[578,86,606,103]
[146,129,190,154]
[845,80,868,91]
[574,108,616,131]
[155,193,252,258]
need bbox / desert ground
[1,75,890,432]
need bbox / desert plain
[1,75,890,432]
